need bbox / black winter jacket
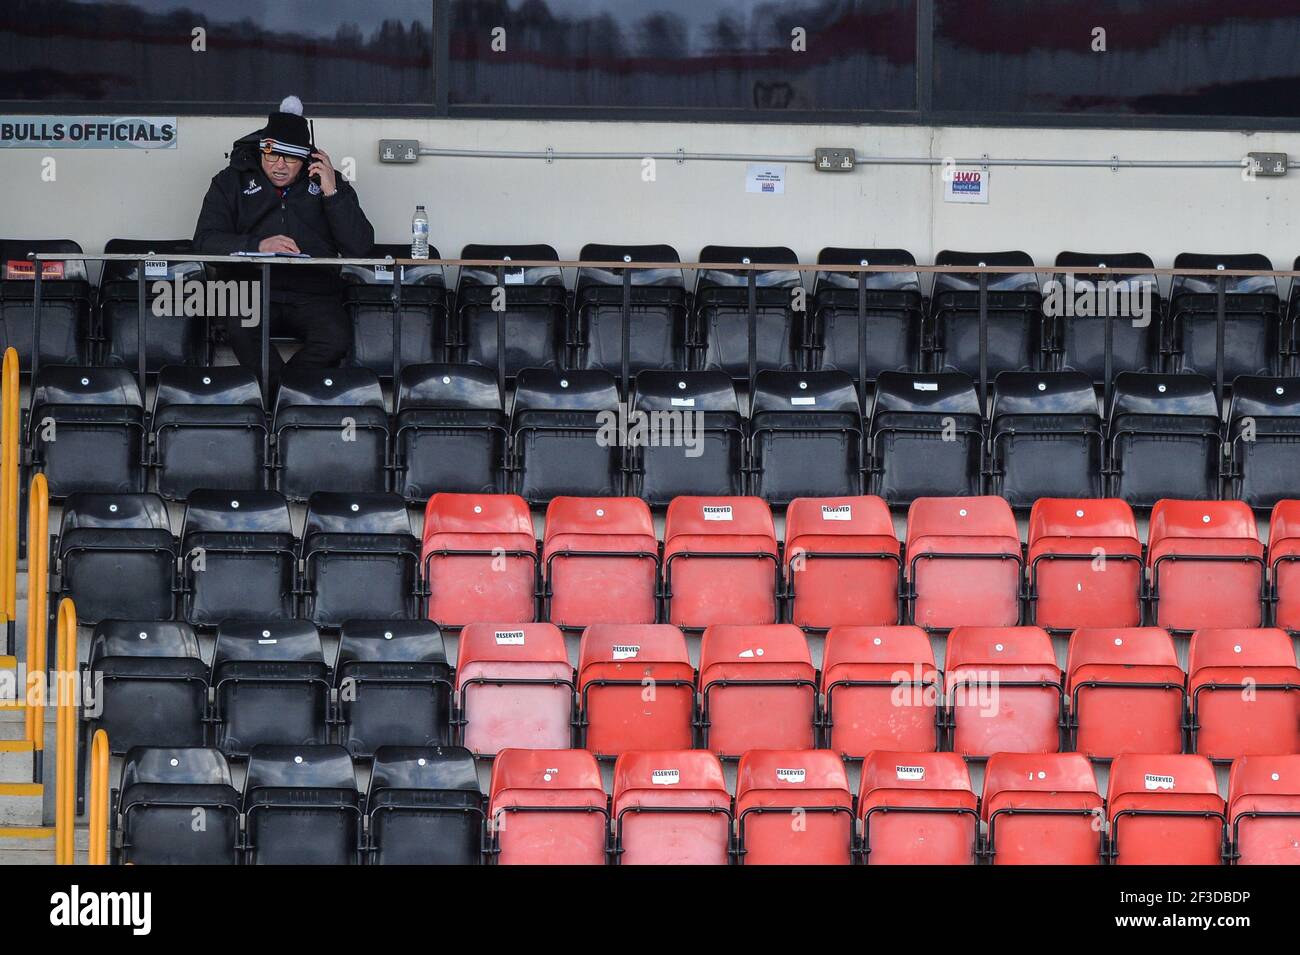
[193,134,375,297]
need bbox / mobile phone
[309,119,321,186]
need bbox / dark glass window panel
[0,0,433,106]
[449,0,916,112]
[934,0,1300,119]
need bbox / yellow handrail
[0,346,17,656]
[88,729,109,865]
[54,597,76,865]
[25,473,48,761]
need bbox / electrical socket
[1246,152,1288,177]
[814,147,857,172]
[379,139,420,164]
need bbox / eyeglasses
[262,153,302,167]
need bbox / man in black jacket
[194,95,374,387]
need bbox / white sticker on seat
[671,397,696,407]
[821,504,852,521]
[611,644,640,660]
[651,769,680,785]
[896,765,926,781]
[1144,773,1175,790]
[143,258,168,278]
[912,382,938,391]
[494,630,526,646]
[702,505,733,521]
[776,768,806,784]
[790,396,816,406]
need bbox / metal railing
[29,251,1300,415]
[88,728,109,866]
[24,473,48,783]
[54,596,77,866]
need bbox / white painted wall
[3,116,1299,277]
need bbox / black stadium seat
[393,362,506,499]
[29,365,146,497]
[242,744,361,865]
[366,745,484,865]
[211,620,330,758]
[990,371,1104,506]
[1168,253,1282,380]
[511,368,623,503]
[1108,371,1223,505]
[342,243,449,377]
[749,369,863,503]
[335,620,453,757]
[272,366,389,500]
[456,243,567,378]
[812,248,924,381]
[0,238,91,369]
[629,369,745,505]
[930,250,1044,377]
[1227,375,1300,509]
[117,747,240,865]
[56,492,176,624]
[84,620,207,756]
[100,238,209,372]
[574,243,689,373]
[151,365,268,500]
[869,371,984,503]
[695,245,803,377]
[1053,252,1161,381]
[180,490,297,627]
[300,492,421,627]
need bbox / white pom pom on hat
[279,95,304,116]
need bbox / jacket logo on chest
[243,179,262,195]
[308,181,321,196]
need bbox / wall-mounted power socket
[814,147,857,172]
[379,139,420,163]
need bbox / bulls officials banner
[0,116,177,149]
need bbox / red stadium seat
[423,493,537,628]
[698,624,817,757]
[612,750,731,865]
[456,622,574,756]
[662,496,780,629]
[784,496,901,630]
[543,496,658,629]
[1269,500,1300,632]
[1228,755,1300,865]
[858,751,979,865]
[945,626,1062,757]
[1066,627,1185,758]
[1107,754,1226,865]
[1148,499,1265,633]
[578,624,695,757]
[489,749,607,865]
[734,750,854,865]
[906,496,1022,631]
[1188,628,1300,759]
[821,626,941,758]
[1027,498,1142,631]
[981,752,1104,865]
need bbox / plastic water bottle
[411,205,429,259]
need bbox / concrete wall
[2,116,1299,275]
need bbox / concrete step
[0,739,34,783]
[0,826,89,865]
[0,782,44,827]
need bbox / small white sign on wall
[746,163,786,195]
[944,167,990,204]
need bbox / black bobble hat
[257,95,313,160]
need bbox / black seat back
[457,243,566,377]
[511,368,623,502]
[991,370,1103,505]
[118,746,239,865]
[813,248,923,379]
[1108,371,1222,505]
[575,243,688,373]
[242,744,359,865]
[0,238,91,369]
[1052,252,1161,380]
[368,745,483,864]
[101,238,208,371]
[342,242,449,377]
[394,363,505,498]
[630,369,744,504]
[1168,252,1281,379]
[1227,375,1300,508]
[931,250,1043,377]
[695,245,803,377]
[870,371,984,503]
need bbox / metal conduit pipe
[415,145,1264,170]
